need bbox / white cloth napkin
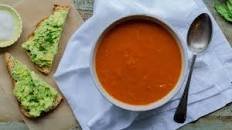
[54,0,232,130]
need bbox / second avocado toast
[22,5,69,74]
[5,53,62,118]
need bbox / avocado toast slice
[22,5,70,74]
[5,53,62,118]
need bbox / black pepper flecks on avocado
[11,57,58,117]
[22,9,68,68]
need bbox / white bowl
[90,15,188,111]
[0,4,22,48]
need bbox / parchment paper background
[0,0,83,129]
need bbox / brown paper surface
[0,87,22,121]
[0,0,22,6]
[0,0,83,129]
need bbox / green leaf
[215,0,232,22]
[226,0,232,12]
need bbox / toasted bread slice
[22,5,70,75]
[5,53,62,118]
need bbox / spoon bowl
[174,13,213,123]
[187,13,213,54]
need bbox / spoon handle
[174,54,197,123]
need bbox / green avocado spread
[11,57,58,117]
[22,9,68,68]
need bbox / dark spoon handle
[174,54,197,123]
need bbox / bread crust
[24,5,70,75]
[4,53,62,118]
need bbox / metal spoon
[174,13,213,123]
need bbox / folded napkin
[54,0,232,130]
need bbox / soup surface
[95,18,182,105]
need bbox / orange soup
[95,18,182,105]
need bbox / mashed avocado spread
[11,58,58,117]
[22,9,68,68]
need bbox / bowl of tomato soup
[90,15,188,111]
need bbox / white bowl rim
[0,4,23,48]
[90,14,189,111]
